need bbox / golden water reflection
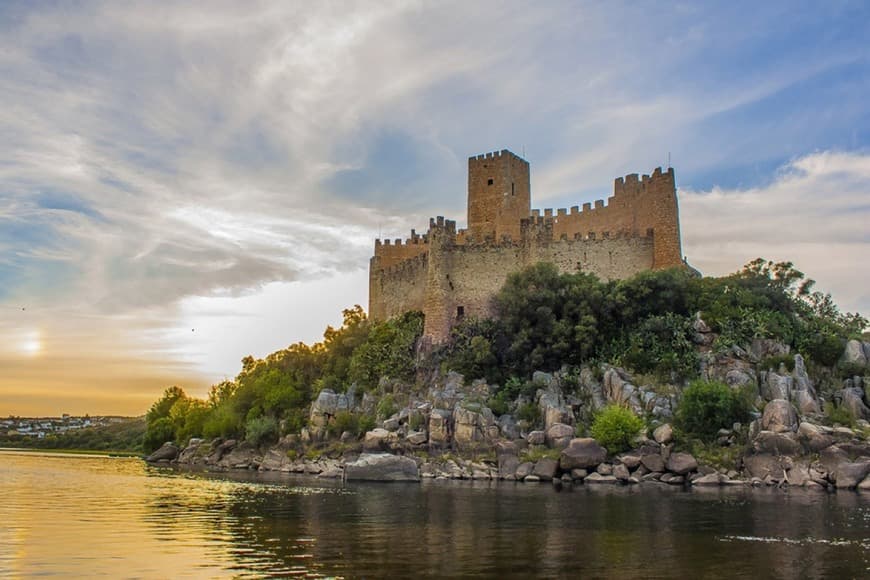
[1,450,868,578]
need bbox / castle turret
[467,150,530,242]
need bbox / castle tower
[467,150,530,241]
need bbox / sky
[1,1,868,416]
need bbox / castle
[369,149,685,343]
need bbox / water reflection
[1,451,868,579]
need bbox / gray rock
[618,454,642,469]
[743,454,786,480]
[596,462,613,475]
[613,463,630,481]
[559,438,607,470]
[546,423,575,448]
[527,430,546,446]
[798,422,835,452]
[751,338,790,361]
[515,462,534,479]
[523,474,541,483]
[834,461,870,489]
[761,399,798,433]
[570,468,588,480]
[793,389,821,416]
[383,417,400,431]
[641,453,665,473]
[840,388,870,420]
[858,474,870,490]
[218,442,259,469]
[653,423,673,445]
[309,389,351,437]
[532,458,559,480]
[666,452,698,475]
[453,404,496,448]
[762,374,793,402]
[820,445,851,475]
[406,431,427,446]
[692,473,723,486]
[146,442,179,463]
[584,472,617,484]
[428,409,452,446]
[363,428,397,451]
[345,453,419,482]
[842,339,868,367]
[497,414,520,440]
[752,431,801,455]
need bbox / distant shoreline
[0,447,141,458]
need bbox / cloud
[681,150,870,317]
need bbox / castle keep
[369,149,684,343]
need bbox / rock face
[428,410,452,447]
[308,389,352,438]
[363,428,397,451]
[840,387,870,420]
[762,373,793,402]
[452,404,496,448]
[559,438,607,470]
[345,453,419,482]
[761,400,798,433]
[546,423,575,448]
[146,442,179,462]
[791,355,820,414]
[842,339,868,367]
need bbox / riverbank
[1,447,142,457]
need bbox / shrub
[328,411,359,437]
[143,417,175,452]
[376,395,398,420]
[824,402,856,428]
[245,416,278,447]
[590,405,645,454]
[516,403,540,426]
[802,334,844,367]
[619,313,698,381]
[836,361,867,380]
[758,354,795,372]
[676,380,751,440]
[358,414,376,434]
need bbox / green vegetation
[590,405,645,454]
[823,402,856,428]
[676,380,751,441]
[142,307,424,450]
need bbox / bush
[836,361,867,380]
[824,402,856,428]
[516,403,540,426]
[143,417,175,452]
[376,395,398,420]
[328,411,359,437]
[619,313,698,381]
[758,354,795,372]
[358,414,376,434]
[802,334,843,367]
[590,405,645,454]
[676,380,751,440]
[245,416,278,447]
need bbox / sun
[19,330,42,357]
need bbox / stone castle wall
[369,150,685,342]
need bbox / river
[1,450,868,578]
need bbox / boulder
[762,374,793,402]
[218,442,259,469]
[363,428,396,451]
[309,389,351,437]
[743,454,786,480]
[798,422,835,452]
[596,463,613,475]
[176,439,204,464]
[527,430,546,446]
[496,441,519,479]
[428,409,452,446]
[515,462,534,479]
[570,468,588,480]
[406,431,428,446]
[546,423,575,448]
[840,388,870,420]
[842,339,868,367]
[613,463,630,481]
[559,438,607,470]
[641,453,665,473]
[618,453,642,469]
[532,458,559,480]
[653,424,673,445]
[751,338,790,361]
[344,453,419,482]
[259,448,290,472]
[834,461,870,489]
[761,399,798,433]
[692,473,724,486]
[584,472,617,484]
[819,445,851,475]
[453,405,493,448]
[383,417,400,431]
[752,431,801,456]
[145,442,179,463]
[666,452,698,475]
[498,414,520,440]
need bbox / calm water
[1,450,868,578]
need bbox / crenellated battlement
[369,148,685,343]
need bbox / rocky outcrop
[841,339,868,367]
[840,387,870,420]
[345,453,419,482]
[308,389,353,438]
[145,442,179,463]
[452,403,497,449]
